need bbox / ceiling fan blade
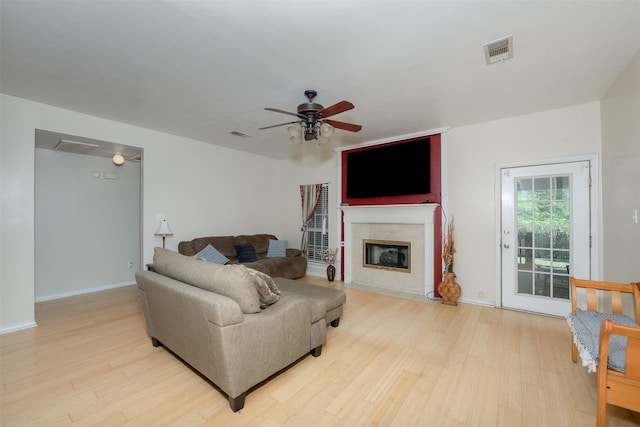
[325,119,362,132]
[319,101,354,118]
[259,121,298,130]
[264,107,305,119]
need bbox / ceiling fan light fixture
[320,123,334,138]
[261,90,361,144]
[287,124,302,137]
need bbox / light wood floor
[1,277,639,426]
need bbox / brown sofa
[178,234,307,279]
[136,248,346,412]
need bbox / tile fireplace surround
[341,204,439,297]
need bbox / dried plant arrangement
[442,219,456,273]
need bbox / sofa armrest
[286,248,303,257]
[206,296,315,399]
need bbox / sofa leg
[311,345,322,357]
[151,337,162,347]
[229,392,246,412]
[330,318,340,327]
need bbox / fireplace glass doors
[363,239,411,273]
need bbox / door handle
[503,244,510,249]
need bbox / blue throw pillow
[195,244,229,265]
[267,239,288,258]
[235,243,258,263]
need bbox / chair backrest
[570,277,640,324]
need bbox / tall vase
[326,264,336,282]
[438,271,461,305]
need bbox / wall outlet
[128,262,134,268]
[478,291,485,299]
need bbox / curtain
[299,184,323,254]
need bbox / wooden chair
[569,277,640,426]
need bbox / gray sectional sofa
[178,234,307,279]
[136,247,345,412]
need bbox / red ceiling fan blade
[319,101,354,118]
[325,119,362,132]
[258,121,299,130]
[264,107,305,119]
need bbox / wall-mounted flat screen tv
[344,137,433,200]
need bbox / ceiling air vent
[483,35,513,65]
[53,139,99,154]
[229,131,251,138]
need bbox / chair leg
[596,378,607,427]
[229,392,246,412]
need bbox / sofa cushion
[195,244,229,265]
[266,239,288,258]
[236,234,276,255]
[246,268,280,308]
[235,243,258,262]
[153,247,261,313]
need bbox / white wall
[447,102,602,305]
[35,148,140,300]
[600,50,640,283]
[0,94,284,332]
[279,146,339,271]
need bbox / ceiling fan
[260,90,362,143]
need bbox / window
[306,184,329,262]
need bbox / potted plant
[322,248,337,282]
[438,219,461,305]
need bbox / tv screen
[346,137,431,199]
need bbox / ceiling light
[112,153,125,166]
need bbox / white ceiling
[2,1,639,160]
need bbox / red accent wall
[340,133,443,293]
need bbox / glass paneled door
[501,161,591,316]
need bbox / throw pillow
[247,268,281,295]
[235,243,258,262]
[266,239,288,258]
[246,268,280,308]
[194,244,229,265]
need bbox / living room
[1,1,639,424]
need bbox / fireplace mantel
[341,204,439,296]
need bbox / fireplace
[341,204,439,296]
[363,239,410,273]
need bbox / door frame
[494,155,600,309]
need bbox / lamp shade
[155,219,173,236]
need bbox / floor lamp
[155,219,173,248]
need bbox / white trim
[341,204,439,297]
[494,154,600,309]
[0,321,38,335]
[333,127,451,153]
[35,281,136,302]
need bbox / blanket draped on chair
[566,309,639,373]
